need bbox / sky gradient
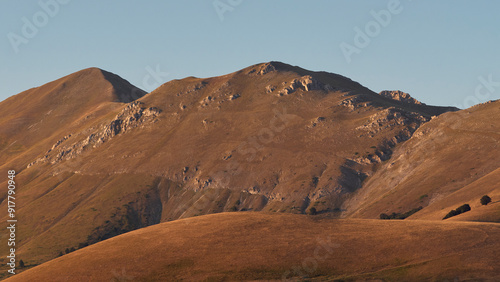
[1,0,499,108]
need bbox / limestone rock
[258,63,276,75]
[278,75,325,96]
[27,101,161,167]
[379,90,423,105]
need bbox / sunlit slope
[6,213,500,281]
[344,100,500,222]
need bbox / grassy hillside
[343,100,500,222]
[5,212,499,281]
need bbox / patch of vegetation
[78,242,89,249]
[443,204,471,220]
[380,206,423,220]
[308,207,318,215]
[312,176,319,187]
[480,195,492,205]
[419,194,428,200]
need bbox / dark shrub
[19,260,25,268]
[480,195,492,205]
[78,242,89,249]
[456,204,471,213]
[308,207,317,215]
[443,204,471,220]
[379,206,423,220]
[312,177,319,186]
[443,210,457,220]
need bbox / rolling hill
[5,213,500,281]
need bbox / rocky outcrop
[348,108,428,166]
[308,117,326,128]
[258,63,277,75]
[379,90,423,105]
[228,93,240,100]
[199,95,215,108]
[339,95,373,111]
[265,85,276,93]
[28,101,161,167]
[356,108,428,137]
[274,75,328,96]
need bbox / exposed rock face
[277,75,326,96]
[258,63,277,75]
[338,95,373,111]
[265,85,276,93]
[308,116,326,128]
[356,108,428,137]
[107,101,161,136]
[199,95,215,108]
[228,93,240,100]
[379,90,423,105]
[28,101,161,167]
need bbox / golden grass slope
[0,67,145,171]
[344,100,500,222]
[0,68,147,273]
[6,212,500,281]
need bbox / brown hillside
[5,213,500,281]
[0,68,146,169]
[343,100,500,221]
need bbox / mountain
[1,62,498,280]
[5,213,500,281]
[0,68,145,169]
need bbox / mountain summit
[0,68,145,166]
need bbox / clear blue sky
[1,0,499,108]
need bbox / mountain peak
[242,61,295,75]
[63,67,146,103]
